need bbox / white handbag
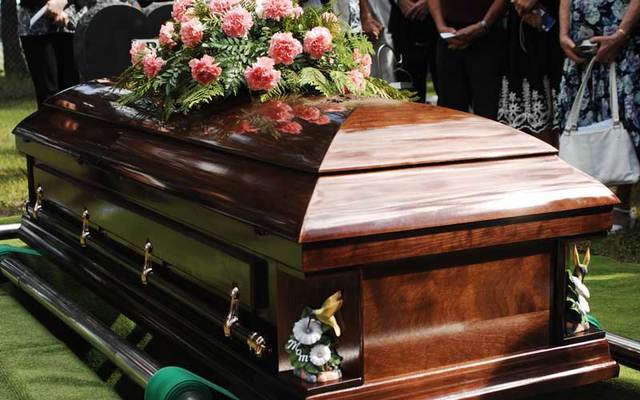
[559,58,640,186]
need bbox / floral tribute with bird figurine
[285,291,344,383]
[117,0,410,119]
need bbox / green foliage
[178,82,225,113]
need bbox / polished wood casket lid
[15,81,618,245]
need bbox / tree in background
[1,0,29,76]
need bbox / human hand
[407,0,429,21]
[591,31,628,63]
[47,0,68,26]
[361,12,384,41]
[449,22,485,49]
[513,0,538,15]
[521,12,542,29]
[398,0,414,18]
[559,34,585,63]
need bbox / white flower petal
[578,295,590,314]
[309,344,332,366]
[292,317,323,345]
[571,275,590,299]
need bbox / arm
[426,0,453,32]
[452,0,507,47]
[360,0,384,41]
[559,0,585,63]
[591,0,639,62]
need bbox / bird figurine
[313,291,343,337]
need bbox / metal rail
[0,256,161,387]
[0,223,20,241]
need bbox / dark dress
[497,1,564,136]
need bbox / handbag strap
[609,62,621,125]
[567,57,597,131]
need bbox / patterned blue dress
[556,0,640,151]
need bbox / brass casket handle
[224,285,240,337]
[140,241,153,285]
[80,209,91,247]
[31,186,44,220]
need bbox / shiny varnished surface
[321,102,556,172]
[301,156,618,243]
[45,81,555,174]
[363,249,551,379]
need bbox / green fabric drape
[145,366,239,400]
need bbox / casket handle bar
[223,285,269,358]
[141,240,153,285]
[80,209,91,247]
[224,285,240,337]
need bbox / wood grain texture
[301,156,618,243]
[43,81,555,174]
[363,252,551,380]
[309,339,618,400]
[302,212,613,271]
[320,102,556,173]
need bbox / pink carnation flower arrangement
[119,0,407,117]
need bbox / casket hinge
[224,285,240,337]
[80,209,91,247]
[247,332,268,358]
[140,241,153,285]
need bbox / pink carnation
[159,22,176,48]
[277,121,302,135]
[180,18,204,48]
[353,49,372,77]
[189,55,222,85]
[142,51,165,78]
[222,7,253,38]
[303,27,332,59]
[172,0,193,21]
[257,0,293,21]
[244,57,281,91]
[347,69,366,93]
[129,40,148,65]
[291,6,303,18]
[268,32,302,65]
[210,0,239,15]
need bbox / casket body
[13,81,619,399]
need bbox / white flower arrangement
[293,317,323,345]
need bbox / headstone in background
[74,0,173,81]
[143,2,173,37]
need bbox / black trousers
[20,32,79,107]
[435,28,506,120]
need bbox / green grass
[0,99,34,216]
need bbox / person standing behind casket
[389,0,439,102]
[427,0,508,119]
[497,0,564,147]
[555,0,640,231]
[18,0,94,106]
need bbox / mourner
[427,0,508,119]
[556,0,640,231]
[497,0,563,147]
[18,0,94,106]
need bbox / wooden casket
[13,80,620,399]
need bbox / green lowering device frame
[0,240,238,400]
